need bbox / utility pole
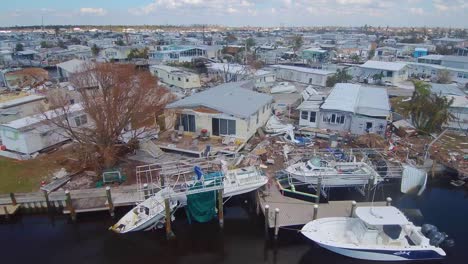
[41,16,44,32]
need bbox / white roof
[297,100,321,111]
[208,63,272,77]
[418,54,444,60]
[1,104,83,130]
[56,59,86,74]
[150,65,196,76]
[321,83,361,113]
[448,95,468,108]
[0,94,45,109]
[166,82,272,118]
[360,60,407,72]
[321,83,389,117]
[355,206,409,226]
[271,65,334,75]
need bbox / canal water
[1,177,467,264]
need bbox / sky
[1,0,467,28]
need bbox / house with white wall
[0,104,91,155]
[56,59,86,81]
[270,65,335,87]
[316,83,390,136]
[101,46,132,61]
[207,63,276,88]
[0,94,46,125]
[165,82,273,141]
[150,65,201,89]
[355,60,409,85]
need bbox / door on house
[366,122,373,132]
[308,78,313,84]
[177,114,196,132]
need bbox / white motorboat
[285,157,381,187]
[111,166,267,233]
[301,206,447,261]
[223,166,268,197]
[110,187,178,234]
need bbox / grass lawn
[0,150,71,194]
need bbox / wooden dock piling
[218,189,224,229]
[264,205,270,240]
[350,201,357,217]
[43,190,50,211]
[386,197,392,206]
[10,193,16,205]
[274,208,280,240]
[3,206,9,219]
[164,198,175,240]
[106,186,114,217]
[315,178,322,204]
[65,190,76,221]
[313,204,318,220]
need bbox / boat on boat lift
[285,156,382,187]
[110,166,267,234]
[301,206,447,261]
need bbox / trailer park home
[318,83,390,136]
[165,82,273,141]
[0,104,90,157]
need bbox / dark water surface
[1,178,467,264]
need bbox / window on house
[301,111,309,120]
[458,72,463,78]
[386,71,393,77]
[177,114,195,132]
[323,113,345,124]
[256,112,259,124]
[262,105,265,114]
[186,78,189,82]
[212,118,236,136]
[178,77,181,81]
[309,112,316,123]
[74,115,88,126]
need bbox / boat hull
[317,242,445,261]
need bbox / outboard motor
[429,231,446,247]
[422,224,438,237]
[442,238,455,248]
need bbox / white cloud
[336,0,373,4]
[79,7,107,16]
[409,7,425,14]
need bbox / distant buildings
[207,63,276,88]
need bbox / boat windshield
[383,225,402,240]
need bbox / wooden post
[386,197,392,206]
[431,160,437,178]
[143,183,149,199]
[255,191,260,216]
[313,204,319,220]
[10,193,17,206]
[274,208,280,241]
[106,186,115,217]
[315,178,322,204]
[65,190,76,222]
[264,205,270,240]
[3,206,9,220]
[164,198,175,240]
[218,189,224,229]
[43,190,50,211]
[350,201,357,217]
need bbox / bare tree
[436,69,452,84]
[43,62,172,170]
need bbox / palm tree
[402,81,454,133]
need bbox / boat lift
[278,148,405,198]
[135,155,237,202]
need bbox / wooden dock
[258,183,385,228]
[0,185,141,215]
